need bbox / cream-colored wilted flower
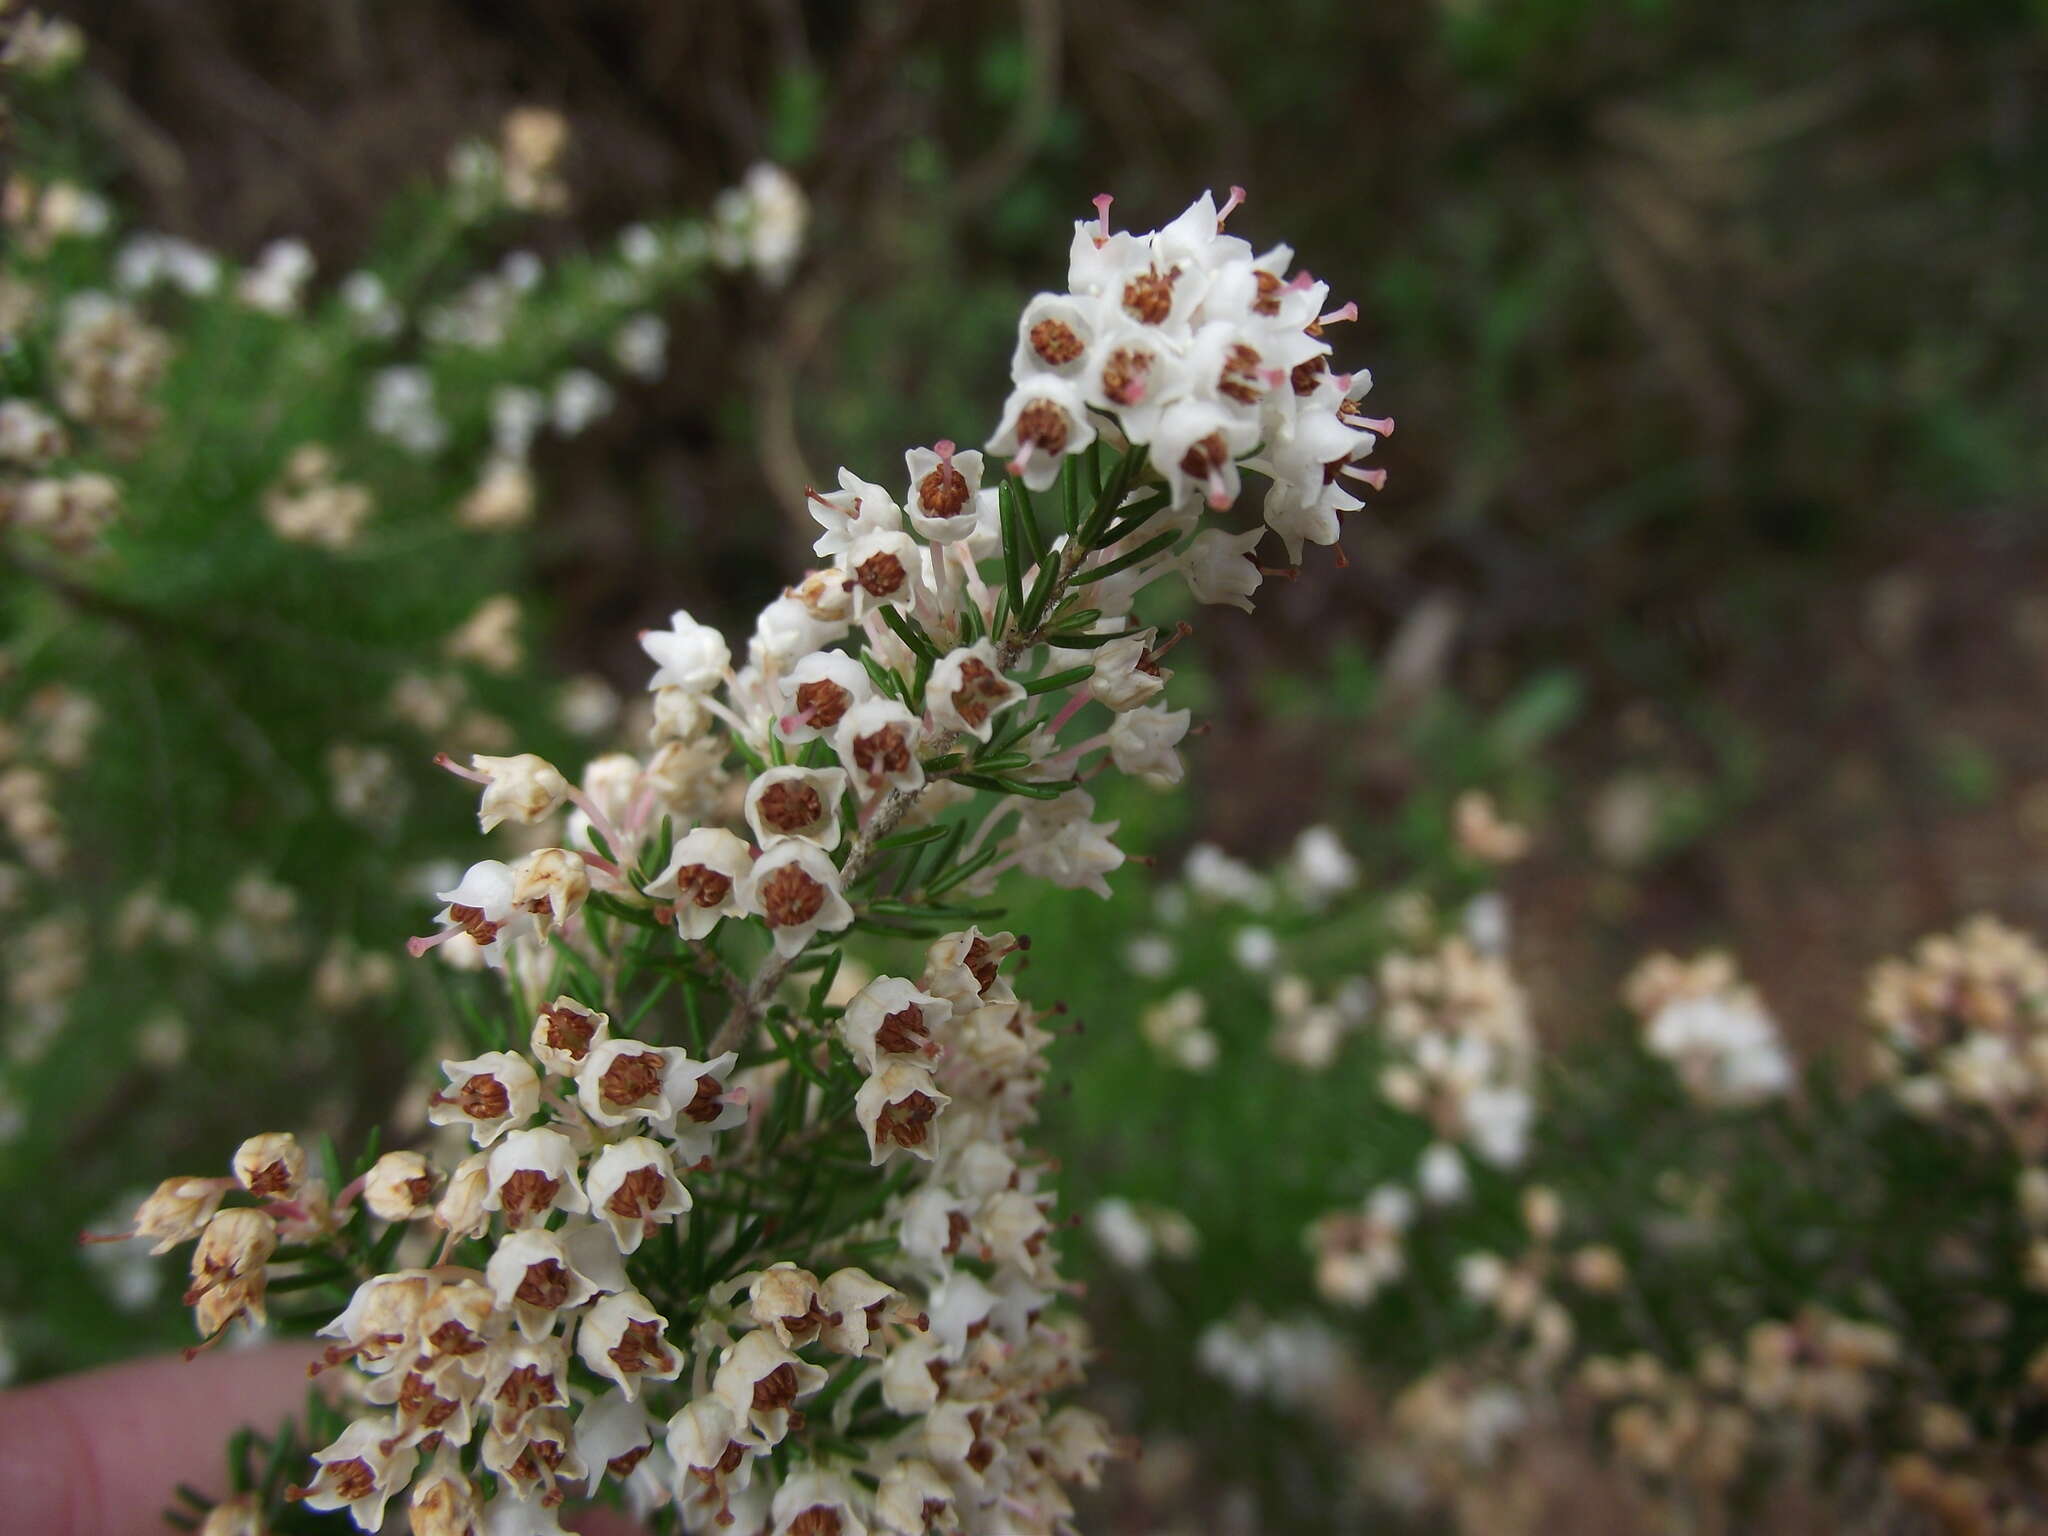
[499,105,570,213]
[748,1262,833,1348]
[231,1132,307,1200]
[876,1457,955,1536]
[1454,788,1530,864]
[584,1137,691,1253]
[483,1127,587,1228]
[641,609,731,696]
[122,1176,233,1255]
[644,827,752,941]
[926,641,1024,744]
[742,841,854,958]
[289,1416,417,1529]
[713,1328,829,1447]
[508,846,590,937]
[466,753,568,832]
[184,1207,277,1341]
[835,697,926,798]
[665,1395,756,1514]
[771,1469,870,1536]
[426,1049,540,1145]
[816,1267,915,1357]
[406,1454,483,1536]
[840,975,952,1073]
[457,457,537,531]
[745,764,848,851]
[529,995,610,1077]
[856,1060,951,1165]
[576,1289,681,1401]
[362,1150,436,1222]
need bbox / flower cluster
[1624,950,1792,1110]
[1868,915,2048,1149]
[999,187,1389,568]
[115,186,1385,1532]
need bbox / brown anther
[1291,356,1327,396]
[758,779,824,834]
[1253,270,1284,317]
[447,902,503,944]
[1098,347,1152,406]
[607,1318,674,1376]
[496,1169,562,1225]
[401,1173,435,1205]
[515,1259,573,1310]
[599,1050,666,1110]
[950,659,1010,729]
[966,1438,997,1473]
[875,1004,931,1056]
[1121,265,1177,324]
[606,1165,671,1221]
[752,1361,801,1412]
[758,866,827,928]
[327,1459,377,1501]
[964,936,1000,992]
[682,1073,726,1125]
[778,1298,842,1346]
[917,463,971,519]
[876,1091,942,1149]
[1218,342,1265,405]
[428,1319,485,1356]
[853,550,907,598]
[794,678,852,730]
[539,1004,600,1059]
[438,1072,510,1122]
[1177,432,1228,480]
[921,1497,952,1525]
[852,725,912,781]
[788,1508,845,1536]
[399,1371,460,1428]
[608,1445,653,1479]
[1028,317,1085,368]
[245,1161,293,1198]
[716,1439,748,1474]
[672,863,734,910]
[1014,400,1071,455]
[945,1211,972,1255]
[495,1368,561,1417]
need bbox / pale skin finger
[0,1343,649,1536]
[0,1344,317,1536]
